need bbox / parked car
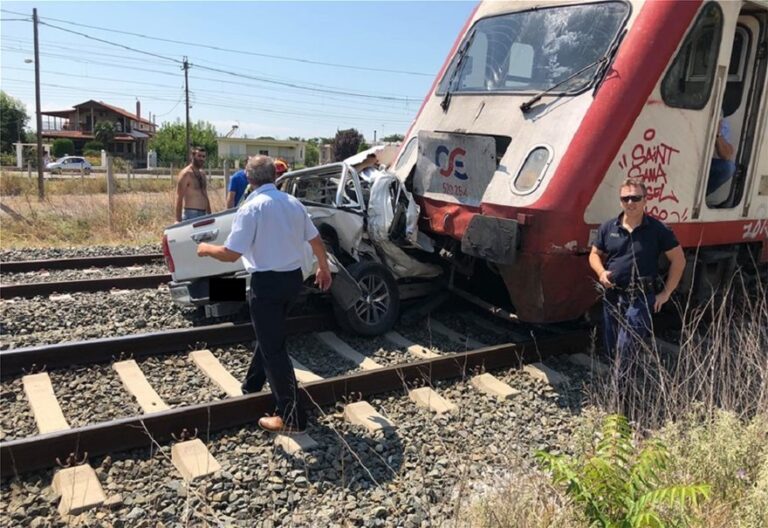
[46,156,93,175]
[162,162,443,335]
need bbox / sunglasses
[620,195,644,203]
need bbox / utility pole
[33,8,44,200]
[183,57,191,163]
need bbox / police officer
[197,155,332,433]
[589,178,686,359]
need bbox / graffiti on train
[618,128,688,222]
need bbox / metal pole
[183,57,191,164]
[33,8,44,200]
[106,155,114,230]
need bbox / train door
[700,6,768,213]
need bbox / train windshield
[437,2,629,96]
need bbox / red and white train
[392,0,768,322]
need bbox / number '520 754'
[442,182,468,197]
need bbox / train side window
[661,2,723,109]
[722,26,752,116]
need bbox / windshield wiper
[520,28,626,114]
[519,55,609,113]
[440,29,477,112]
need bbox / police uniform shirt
[594,213,680,288]
[224,183,319,273]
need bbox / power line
[1,64,413,116]
[2,43,420,107]
[38,20,182,65]
[3,79,411,124]
[1,8,432,77]
[9,24,419,103]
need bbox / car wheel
[84,168,91,175]
[334,261,399,336]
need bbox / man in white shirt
[197,155,332,434]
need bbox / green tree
[305,142,319,167]
[94,121,115,153]
[51,138,75,158]
[382,133,404,143]
[83,140,104,155]
[332,128,364,161]
[149,120,218,165]
[357,140,371,153]
[0,91,29,153]
[536,414,710,527]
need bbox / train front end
[392,0,703,322]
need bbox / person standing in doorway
[589,178,686,360]
[175,147,211,222]
[196,155,332,433]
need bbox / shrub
[0,153,16,166]
[51,138,75,158]
[658,411,768,527]
[536,414,711,527]
[83,140,103,152]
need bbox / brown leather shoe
[258,416,305,434]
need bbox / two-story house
[41,100,156,167]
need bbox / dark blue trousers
[602,289,655,362]
[242,269,306,429]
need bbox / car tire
[84,168,91,175]
[334,261,399,336]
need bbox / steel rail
[0,331,590,478]
[0,254,164,273]
[0,314,335,379]
[0,274,172,299]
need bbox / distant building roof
[41,130,137,142]
[42,100,154,126]
[217,137,304,147]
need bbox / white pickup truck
[162,162,442,335]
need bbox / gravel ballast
[0,357,592,527]
[0,251,598,526]
[0,287,193,350]
[0,244,161,263]
[0,263,168,286]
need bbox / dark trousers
[242,269,306,429]
[602,289,655,362]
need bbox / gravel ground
[0,378,38,441]
[395,316,473,354]
[0,244,161,262]
[0,263,168,286]
[0,287,193,350]
[289,334,360,378]
[335,333,412,367]
[0,358,590,528]
[431,310,533,346]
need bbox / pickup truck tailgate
[165,211,244,282]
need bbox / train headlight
[512,145,553,194]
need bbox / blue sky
[1,1,475,140]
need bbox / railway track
[0,253,169,299]
[0,309,595,479]
[0,274,171,299]
[0,254,164,273]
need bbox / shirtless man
[175,147,211,222]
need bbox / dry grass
[1,172,224,197]
[466,272,767,528]
[0,187,228,248]
[587,271,768,430]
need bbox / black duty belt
[613,276,660,295]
